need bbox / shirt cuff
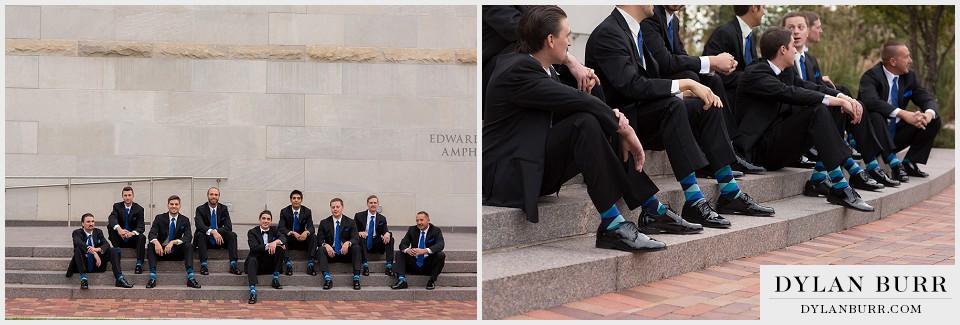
[925,109,937,119]
[113,225,121,230]
[671,80,682,99]
[132,231,139,236]
[426,248,433,254]
[699,56,710,74]
[890,108,901,118]
[821,95,831,106]
[206,229,212,235]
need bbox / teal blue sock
[399,275,407,282]
[324,272,331,280]
[641,196,668,215]
[865,158,880,172]
[714,165,742,199]
[250,285,256,294]
[229,261,237,268]
[678,172,705,204]
[885,153,902,167]
[81,274,87,280]
[829,167,850,189]
[201,261,207,267]
[363,262,369,268]
[843,157,863,175]
[117,275,124,281]
[136,260,142,266]
[273,272,279,280]
[186,267,194,280]
[598,204,624,230]
[150,268,157,279]
[902,158,911,165]
[810,161,828,183]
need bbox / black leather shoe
[353,279,361,290]
[849,171,884,191]
[803,179,832,197]
[362,267,370,276]
[248,293,257,304]
[391,279,408,290]
[426,280,436,290]
[146,278,157,288]
[116,278,133,288]
[867,169,900,187]
[285,265,293,276]
[681,199,731,228]
[903,161,928,177]
[385,268,395,277]
[696,169,744,179]
[271,279,283,290]
[849,145,862,160]
[323,279,332,290]
[716,192,775,216]
[134,265,142,274]
[827,186,874,212]
[187,278,201,288]
[791,155,816,169]
[229,265,242,275]
[80,278,89,289]
[732,154,766,174]
[200,265,209,275]
[638,207,703,234]
[595,221,667,252]
[890,164,909,182]
[307,265,317,276]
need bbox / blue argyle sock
[200,261,207,267]
[598,204,624,230]
[847,133,857,148]
[324,272,331,280]
[250,285,256,294]
[399,275,407,282]
[884,153,902,167]
[641,196,668,215]
[363,262,369,268]
[117,274,124,281]
[150,268,157,279]
[843,157,863,175]
[865,158,880,172]
[186,267,195,280]
[273,272,279,280]
[136,260,142,266]
[902,158,911,165]
[829,167,849,190]
[386,263,392,270]
[81,274,87,280]
[715,165,742,199]
[354,271,360,281]
[679,172,705,205]
[229,261,237,268]
[810,161,828,183]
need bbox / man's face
[784,16,808,49]
[549,18,572,64]
[207,188,220,206]
[891,45,912,75]
[750,5,766,24]
[122,190,134,205]
[664,5,685,13]
[808,19,822,43]
[330,201,343,217]
[291,194,302,209]
[168,199,181,215]
[367,198,379,213]
[641,5,654,18]
[259,213,272,229]
[416,213,429,230]
[82,216,96,231]
[782,41,798,67]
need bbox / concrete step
[481,149,954,319]
[5,247,477,261]
[5,284,477,301]
[6,270,476,287]
[5,257,478,273]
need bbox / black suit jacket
[317,215,359,247]
[354,211,390,238]
[703,17,758,90]
[398,223,444,254]
[585,9,675,111]
[148,213,193,245]
[858,62,938,118]
[735,59,829,154]
[278,205,315,236]
[481,5,528,66]
[107,202,145,234]
[73,227,111,252]
[194,203,233,235]
[482,52,619,223]
[247,225,286,254]
[639,6,700,76]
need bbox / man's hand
[267,241,277,254]
[118,228,131,239]
[618,126,645,172]
[839,100,862,124]
[405,248,419,257]
[688,82,723,109]
[211,230,224,245]
[164,242,175,255]
[923,111,936,125]
[324,244,336,258]
[94,253,102,267]
[566,53,600,93]
[898,110,926,129]
[838,94,863,124]
[382,232,391,245]
[153,241,164,256]
[822,75,837,89]
[340,242,350,255]
[709,53,737,75]
[358,231,368,239]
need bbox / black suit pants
[194,230,239,262]
[146,241,194,271]
[67,246,122,279]
[359,235,395,264]
[826,105,884,160]
[754,104,851,171]
[666,70,741,141]
[395,251,445,282]
[868,111,940,164]
[283,233,317,263]
[315,245,362,272]
[107,230,146,263]
[245,247,284,286]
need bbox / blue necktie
[293,211,300,233]
[744,34,754,64]
[209,208,218,245]
[168,217,176,253]
[333,220,341,255]
[416,230,426,268]
[799,55,808,80]
[666,17,675,53]
[123,207,131,243]
[888,77,899,138]
[366,215,375,250]
[636,31,646,69]
[86,235,95,272]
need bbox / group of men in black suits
[482,5,940,253]
[65,187,449,305]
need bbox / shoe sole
[851,184,884,192]
[715,208,774,217]
[639,226,703,235]
[595,241,667,252]
[826,196,875,212]
[802,189,827,197]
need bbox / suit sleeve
[354,212,365,232]
[907,75,939,116]
[134,205,145,234]
[703,28,742,89]
[381,215,390,237]
[107,204,120,231]
[740,69,825,107]
[640,19,700,76]
[507,60,620,134]
[304,209,315,235]
[72,229,87,251]
[148,215,161,242]
[348,221,359,246]
[858,71,897,117]
[427,230,445,254]
[194,206,209,234]
[248,228,265,253]
[398,228,412,251]
[96,229,112,250]
[588,26,674,102]
[277,208,291,235]
[277,228,287,246]
[482,6,521,44]
[180,219,192,245]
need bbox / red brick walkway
[5,299,476,319]
[510,185,955,320]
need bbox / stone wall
[5,5,478,227]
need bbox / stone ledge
[79,40,152,57]
[6,39,78,56]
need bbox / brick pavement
[509,185,955,320]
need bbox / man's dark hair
[734,5,756,17]
[417,211,430,218]
[260,210,273,219]
[290,189,303,200]
[516,5,567,54]
[168,195,180,203]
[780,11,809,27]
[760,27,793,60]
[330,197,343,206]
[121,186,134,194]
[803,11,820,25]
[81,213,95,222]
[881,40,907,62]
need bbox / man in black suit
[703,5,764,115]
[354,194,394,277]
[66,213,133,289]
[734,27,875,212]
[858,40,941,180]
[585,5,774,230]
[390,211,445,290]
[146,195,200,288]
[245,210,285,304]
[277,189,317,276]
[316,198,362,290]
[193,187,241,276]
[106,186,146,274]
[483,6,675,253]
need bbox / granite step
[6,270,476,287]
[5,284,477,301]
[5,257,478,273]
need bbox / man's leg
[427,251,446,283]
[895,117,940,166]
[195,233,209,273]
[146,242,159,283]
[246,254,260,286]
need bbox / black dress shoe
[638,207,703,234]
[385,269,395,277]
[849,144,862,160]
[681,199,731,228]
[867,169,900,187]
[696,169,744,179]
[285,265,294,276]
[271,279,283,289]
[200,265,209,275]
[903,161,929,177]
[353,279,361,290]
[391,279,408,290]
[307,265,317,276]
[80,278,89,289]
[116,278,133,288]
[791,155,816,169]
[134,265,143,274]
[849,171,884,191]
[230,265,242,275]
[248,293,257,304]
[323,279,332,290]
[890,164,909,182]
[716,192,775,216]
[187,278,201,288]
[732,154,766,174]
[827,186,874,212]
[803,179,832,197]
[595,221,667,252]
[362,267,370,276]
[146,278,157,288]
[426,280,436,290]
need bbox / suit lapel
[612,11,644,74]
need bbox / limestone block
[37,187,69,221]
[266,126,341,159]
[381,6,458,16]
[116,58,192,91]
[449,161,476,194]
[172,5,307,14]
[37,122,115,156]
[4,154,78,177]
[304,159,381,192]
[113,124,197,157]
[192,60,267,93]
[211,190,265,224]
[341,63,417,97]
[6,6,41,39]
[5,89,84,122]
[157,92,230,125]
[5,39,78,56]
[153,43,228,60]
[265,190,298,214]
[418,16,470,49]
[79,41,152,57]
[305,6,382,16]
[5,188,39,220]
[416,193,477,227]
[455,5,477,17]
[344,15,419,48]
[5,121,39,154]
[6,56,39,89]
[76,155,155,176]
[301,191,348,213]
[266,61,342,94]
[62,187,121,221]
[382,48,455,64]
[306,46,377,62]
[367,193,418,224]
[304,95,379,128]
[199,125,267,158]
[400,129,477,162]
[378,96,449,129]
[268,13,345,46]
[455,49,477,64]
[225,158,305,191]
[228,93,305,127]
[117,8,194,43]
[193,11,269,45]
[40,6,118,41]
[38,56,109,90]
[228,45,305,61]
[447,96,478,130]
[98,90,160,123]
[416,64,475,98]
[339,127,404,161]
[378,160,455,194]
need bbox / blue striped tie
[666,17,675,52]
[123,207,131,243]
[209,208,217,245]
[800,55,808,80]
[888,77,899,138]
[416,231,426,268]
[293,211,299,233]
[636,31,646,69]
[744,34,754,64]
[86,235,95,272]
[168,217,176,253]
[366,216,375,250]
[333,221,341,255]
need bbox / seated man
[585,5,774,230]
[391,211,445,290]
[354,195,395,276]
[483,5,682,252]
[194,187,241,275]
[245,210,285,304]
[278,190,317,276]
[146,195,201,289]
[734,27,874,212]
[703,5,764,116]
[316,198,362,290]
[65,213,133,289]
[858,40,941,181]
[106,186,146,274]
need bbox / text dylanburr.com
[760,265,955,321]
